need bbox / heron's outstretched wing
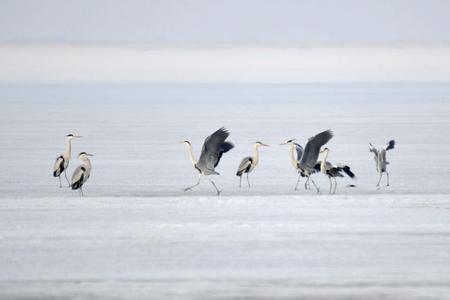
[336,164,356,179]
[300,130,333,168]
[53,155,65,177]
[236,156,252,176]
[293,142,304,162]
[369,143,379,155]
[196,127,234,174]
[385,140,395,151]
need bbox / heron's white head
[254,141,269,147]
[179,140,191,146]
[66,133,82,141]
[279,139,295,146]
[320,147,330,154]
[78,152,94,160]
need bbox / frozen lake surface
[0,83,450,299]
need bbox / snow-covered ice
[0,83,449,299]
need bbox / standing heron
[296,130,334,193]
[71,152,93,196]
[180,127,234,195]
[279,139,311,190]
[236,141,269,188]
[314,147,356,194]
[53,133,82,187]
[369,140,395,187]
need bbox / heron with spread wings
[297,130,334,193]
[369,140,395,187]
[180,127,234,195]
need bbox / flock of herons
[53,128,395,196]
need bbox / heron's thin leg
[386,172,390,186]
[310,177,321,194]
[208,178,221,195]
[247,173,250,188]
[64,170,70,187]
[376,173,383,187]
[58,176,62,188]
[304,176,310,190]
[184,178,201,192]
[295,173,302,190]
[328,176,333,194]
[333,177,338,194]
[239,176,242,188]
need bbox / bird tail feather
[342,166,356,179]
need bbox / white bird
[314,147,356,194]
[279,139,311,190]
[71,152,93,196]
[53,133,82,187]
[369,140,396,187]
[236,141,269,188]
[181,127,234,195]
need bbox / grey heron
[314,147,356,194]
[369,140,395,187]
[279,139,311,190]
[71,152,93,196]
[53,133,82,187]
[180,127,234,195]
[295,130,334,193]
[236,141,269,188]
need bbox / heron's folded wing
[53,156,64,174]
[71,165,85,185]
[300,130,333,168]
[236,156,252,175]
[196,127,231,172]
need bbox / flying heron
[53,133,82,187]
[314,147,356,194]
[369,140,395,187]
[71,152,93,196]
[236,141,269,188]
[279,139,311,190]
[180,127,234,195]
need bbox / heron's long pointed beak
[262,143,270,147]
[86,153,94,156]
[279,142,287,145]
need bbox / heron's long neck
[185,144,197,166]
[63,139,72,160]
[252,145,260,166]
[321,150,329,173]
[83,158,92,171]
[289,143,298,167]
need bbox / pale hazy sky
[1,0,450,45]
